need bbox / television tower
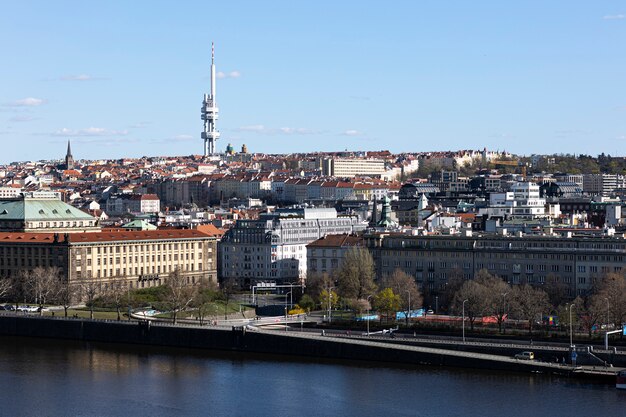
[201,42,220,156]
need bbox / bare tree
[220,277,237,320]
[511,284,550,335]
[544,273,569,309]
[336,247,377,301]
[573,295,604,337]
[452,279,484,331]
[24,267,62,315]
[305,271,334,304]
[380,269,422,325]
[57,281,80,318]
[474,270,511,334]
[105,277,128,321]
[0,276,12,300]
[166,269,195,324]
[592,272,626,328]
[76,275,100,319]
[11,271,29,312]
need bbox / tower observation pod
[201,42,220,156]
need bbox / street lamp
[604,297,610,329]
[366,295,373,336]
[435,296,438,315]
[285,290,292,310]
[462,299,469,343]
[568,303,575,347]
[501,292,508,333]
[327,286,335,324]
[284,291,292,332]
[405,290,411,326]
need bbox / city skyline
[1,1,625,163]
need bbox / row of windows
[86,242,198,255]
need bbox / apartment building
[365,232,626,297]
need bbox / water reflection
[0,336,622,417]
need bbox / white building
[219,208,365,287]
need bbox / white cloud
[216,70,241,79]
[236,124,266,133]
[52,127,129,137]
[7,97,46,107]
[603,14,625,20]
[342,129,363,137]
[235,125,318,135]
[9,115,38,122]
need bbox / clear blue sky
[1,1,625,163]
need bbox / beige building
[321,157,385,178]
[0,228,218,293]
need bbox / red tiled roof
[0,229,216,244]
[306,233,363,248]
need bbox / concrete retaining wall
[0,316,615,381]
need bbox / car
[514,351,535,360]
[426,309,434,315]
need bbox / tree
[26,267,61,315]
[440,267,465,313]
[592,272,626,328]
[573,296,604,337]
[0,276,12,301]
[319,288,339,315]
[77,275,100,320]
[452,280,484,331]
[511,284,550,335]
[11,271,28,312]
[297,294,315,313]
[336,248,377,301]
[474,270,511,334]
[305,271,334,303]
[166,269,195,324]
[380,269,422,325]
[105,278,128,321]
[374,288,401,323]
[220,277,237,320]
[544,273,569,309]
[57,281,80,318]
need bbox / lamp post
[435,296,438,315]
[285,290,292,310]
[462,299,469,343]
[604,297,610,329]
[405,290,411,326]
[501,292,508,333]
[327,286,335,324]
[284,291,292,332]
[569,303,575,347]
[366,295,373,336]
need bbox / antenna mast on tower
[201,42,220,156]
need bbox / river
[0,336,622,416]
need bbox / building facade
[365,232,626,298]
[219,208,365,287]
[0,228,218,294]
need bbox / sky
[0,1,625,163]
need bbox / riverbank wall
[0,315,618,381]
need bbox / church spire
[65,140,74,170]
